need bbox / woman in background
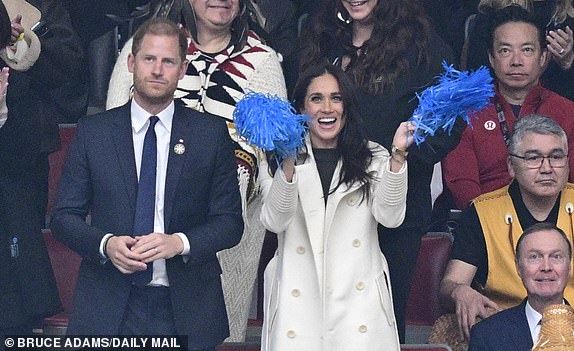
[260,63,413,351]
[0,0,84,340]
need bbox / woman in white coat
[259,63,415,351]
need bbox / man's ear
[508,155,516,178]
[540,48,550,67]
[488,50,495,68]
[515,258,522,280]
[127,53,136,74]
[178,60,189,80]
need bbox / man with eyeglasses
[439,114,574,341]
[443,6,574,210]
[467,222,572,351]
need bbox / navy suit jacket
[468,300,532,351]
[51,102,243,348]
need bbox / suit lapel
[507,301,534,350]
[164,106,190,230]
[111,104,138,211]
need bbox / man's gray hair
[508,114,568,155]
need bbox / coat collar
[507,299,535,350]
[296,138,366,255]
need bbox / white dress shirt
[99,99,190,286]
[525,300,542,344]
[525,299,567,344]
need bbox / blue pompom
[234,92,310,160]
[409,61,495,145]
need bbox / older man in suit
[468,222,572,351]
[51,17,243,351]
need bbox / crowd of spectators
[2,1,574,351]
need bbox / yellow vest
[474,184,574,309]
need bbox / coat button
[358,325,368,333]
[352,239,361,247]
[291,289,301,297]
[355,282,365,291]
[346,197,356,206]
[296,246,305,254]
[287,330,296,338]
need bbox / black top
[323,31,463,231]
[0,0,86,164]
[452,180,560,286]
[313,148,339,204]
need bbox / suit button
[291,289,301,297]
[352,239,361,247]
[358,325,368,333]
[296,246,305,254]
[356,282,365,291]
[287,330,296,338]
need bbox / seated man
[468,222,572,350]
[439,114,574,341]
[443,5,574,209]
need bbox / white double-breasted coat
[259,140,407,351]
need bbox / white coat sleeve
[259,158,298,233]
[246,49,287,99]
[370,146,408,228]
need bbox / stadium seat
[405,232,453,342]
[46,124,77,227]
[42,124,80,334]
[41,229,81,335]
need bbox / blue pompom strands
[234,92,310,161]
[409,61,495,145]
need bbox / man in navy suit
[468,222,572,351]
[51,17,243,350]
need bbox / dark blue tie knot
[149,115,159,128]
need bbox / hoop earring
[337,11,352,24]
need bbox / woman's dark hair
[299,0,432,95]
[0,2,11,48]
[290,63,374,199]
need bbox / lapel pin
[174,139,186,155]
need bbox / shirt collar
[525,298,566,329]
[525,300,543,333]
[130,99,174,134]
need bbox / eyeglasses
[509,153,568,169]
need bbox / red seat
[406,232,453,326]
[42,124,80,334]
[46,124,77,226]
[42,229,81,334]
